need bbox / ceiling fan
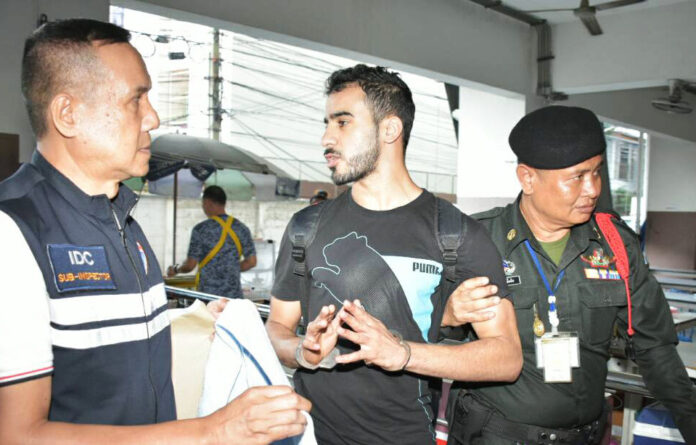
[523,0,646,36]
[651,79,696,115]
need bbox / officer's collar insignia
[507,229,517,241]
[580,248,614,268]
[503,260,516,275]
[593,226,602,240]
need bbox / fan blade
[682,83,696,95]
[522,8,575,13]
[579,13,603,35]
[594,0,645,11]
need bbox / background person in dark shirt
[168,185,256,298]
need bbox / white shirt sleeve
[0,210,53,385]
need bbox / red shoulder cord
[595,212,634,336]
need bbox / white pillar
[456,87,526,215]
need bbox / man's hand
[335,300,410,371]
[206,298,229,321]
[301,304,341,366]
[207,386,311,445]
[442,276,501,327]
[166,265,177,277]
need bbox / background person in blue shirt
[168,185,257,298]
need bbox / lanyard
[524,240,565,335]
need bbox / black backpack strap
[289,201,326,277]
[436,198,466,283]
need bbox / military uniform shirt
[469,197,696,438]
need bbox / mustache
[324,148,338,156]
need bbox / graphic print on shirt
[311,232,442,340]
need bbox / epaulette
[471,206,505,222]
[593,209,639,240]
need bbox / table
[606,341,696,445]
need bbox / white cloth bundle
[198,299,316,445]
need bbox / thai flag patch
[137,241,149,275]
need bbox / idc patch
[47,244,116,292]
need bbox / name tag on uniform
[48,244,116,293]
[534,332,580,383]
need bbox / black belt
[449,393,608,445]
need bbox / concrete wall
[643,134,696,269]
[563,87,696,145]
[551,0,696,94]
[647,134,696,212]
[131,194,306,270]
[0,0,109,162]
[122,0,532,96]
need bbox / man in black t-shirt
[267,64,523,445]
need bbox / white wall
[0,0,109,162]
[551,0,696,94]
[647,134,696,212]
[456,86,525,214]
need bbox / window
[604,124,648,232]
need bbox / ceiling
[502,0,693,24]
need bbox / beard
[330,134,379,186]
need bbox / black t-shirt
[272,189,509,445]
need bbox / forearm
[636,343,696,444]
[9,417,212,445]
[406,335,522,381]
[240,256,256,272]
[266,319,301,368]
[177,258,197,274]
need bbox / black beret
[509,106,606,169]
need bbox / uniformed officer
[446,106,696,444]
[0,18,309,445]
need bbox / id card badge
[534,332,580,383]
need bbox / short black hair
[203,185,226,206]
[22,19,131,137]
[325,64,416,151]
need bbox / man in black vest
[0,18,309,445]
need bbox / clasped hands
[298,276,501,372]
[298,301,410,372]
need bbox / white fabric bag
[198,299,316,445]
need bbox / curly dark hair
[325,64,415,151]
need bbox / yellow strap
[195,216,243,289]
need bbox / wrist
[390,330,412,371]
[294,339,319,370]
[294,338,339,370]
[441,311,453,327]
